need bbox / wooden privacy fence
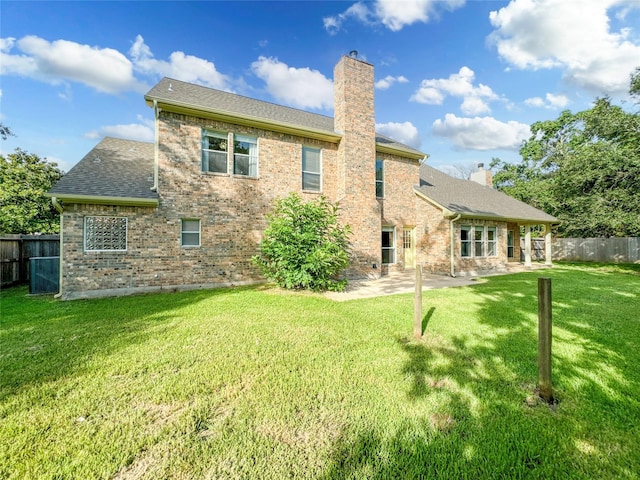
[1,235,60,287]
[520,238,546,261]
[552,237,640,263]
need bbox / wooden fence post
[414,265,422,339]
[538,277,553,402]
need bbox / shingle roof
[415,164,558,223]
[145,77,425,159]
[48,137,157,204]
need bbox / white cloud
[524,97,545,108]
[375,121,421,149]
[324,2,375,35]
[250,56,333,110]
[375,75,409,90]
[411,66,499,114]
[488,0,640,95]
[0,35,144,94]
[460,96,491,115]
[324,0,465,33]
[85,115,154,143]
[0,34,233,95]
[432,114,531,151]
[129,35,229,90]
[525,92,570,109]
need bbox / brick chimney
[333,53,380,278]
[470,163,493,188]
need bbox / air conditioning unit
[29,257,59,294]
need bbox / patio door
[403,227,416,268]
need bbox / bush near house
[252,193,351,291]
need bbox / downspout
[449,213,461,277]
[151,100,159,192]
[51,197,64,298]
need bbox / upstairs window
[181,219,201,247]
[84,216,127,252]
[460,226,471,257]
[233,135,258,177]
[302,146,321,191]
[202,131,228,173]
[376,159,384,198]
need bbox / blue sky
[1,0,639,174]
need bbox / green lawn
[1,263,639,479]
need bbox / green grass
[1,262,639,479]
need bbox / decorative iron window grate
[84,216,127,251]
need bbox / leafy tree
[492,73,640,238]
[0,122,15,141]
[631,67,640,102]
[0,149,63,234]
[252,193,351,291]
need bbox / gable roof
[145,77,426,160]
[47,137,158,206]
[415,164,558,224]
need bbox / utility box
[29,257,59,294]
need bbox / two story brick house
[48,55,557,300]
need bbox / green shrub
[252,193,351,291]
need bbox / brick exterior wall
[59,55,426,298]
[377,153,422,274]
[414,200,517,276]
[333,56,381,278]
[58,54,523,299]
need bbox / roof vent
[93,156,101,164]
[168,82,173,92]
[349,50,358,59]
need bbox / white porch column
[524,224,532,267]
[545,225,553,266]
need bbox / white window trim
[461,225,499,258]
[84,216,128,252]
[460,225,472,258]
[302,146,322,192]
[474,226,485,257]
[232,133,259,178]
[382,226,396,265]
[202,130,229,174]
[376,159,384,198]
[181,219,201,248]
[487,226,498,257]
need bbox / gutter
[45,193,158,207]
[448,213,461,277]
[51,196,63,214]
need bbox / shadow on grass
[421,306,435,336]
[0,285,250,402]
[322,265,640,479]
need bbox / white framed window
[181,219,201,247]
[460,226,471,257]
[487,227,497,256]
[382,226,395,264]
[233,134,258,177]
[84,216,127,252]
[474,226,485,257]
[302,146,321,191]
[376,159,384,198]
[202,130,228,173]
[507,230,515,258]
